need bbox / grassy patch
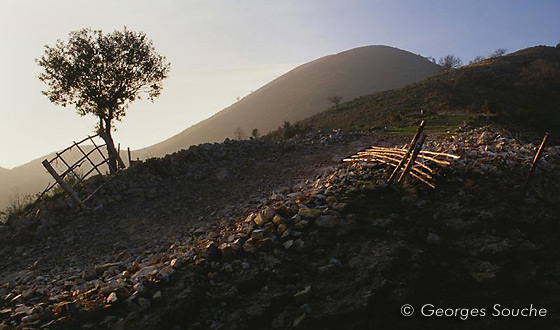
[383,113,474,136]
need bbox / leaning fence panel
[28,134,125,212]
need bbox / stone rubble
[0,125,558,329]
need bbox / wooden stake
[23,183,55,216]
[54,152,93,194]
[127,147,132,167]
[398,134,427,184]
[523,133,549,195]
[356,150,449,167]
[388,121,424,183]
[352,155,435,189]
[42,160,89,210]
[362,146,460,159]
[349,152,434,175]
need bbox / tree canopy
[438,55,462,70]
[489,48,507,58]
[327,95,343,111]
[37,27,170,172]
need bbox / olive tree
[37,27,171,172]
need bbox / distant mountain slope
[1,45,439,211]
[298,46,560,135]
[135,45,441,158]
[0,158,53,210]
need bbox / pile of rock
[0,130,357,247]
[1,125,558,329]
[429,126,560,202]
[430,126,557,173]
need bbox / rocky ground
[1,125,559,330]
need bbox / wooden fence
[344,121,459,188]
[32,134,126,211]
[344,121,549,192]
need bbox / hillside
[0,45,440,211]
[298,46,560,136]
[3,45,558,212]
[2,45,560,329]
[135,45,441,158]
[0,159,49,211]
[1,125,559,329]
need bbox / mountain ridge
[296,45,560,135]
[134,45,441,158]
[0,45,439,210]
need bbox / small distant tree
[469,55,486,64]
[279,121,293,141]
[265,121,307,142]
[251,128,260,139]
[426,56,437,64]
[327,95,343,111]
[489,48,507,58]
[233,127,246,140]
[438,55,462,70]
[37,27,170,173]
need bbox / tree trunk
[102,134,118,174]
[98,116,124,174]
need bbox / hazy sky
[1,0,558,168]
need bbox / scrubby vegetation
[0,191,34,219]
[264,121,311,142]
[291,46,560,139]
[0,170,84,220]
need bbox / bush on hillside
[264,121,310,142]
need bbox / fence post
[398,134,427,183]
[127,147,132,168]
[388,121,425,183]
[42,160,89,210]
[523,133,549,196]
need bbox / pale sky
[1,0,559,168]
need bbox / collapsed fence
[344,121,459,188]
[344,121,549,192]
[28,134,127,212]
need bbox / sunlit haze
[1,0,558,168]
